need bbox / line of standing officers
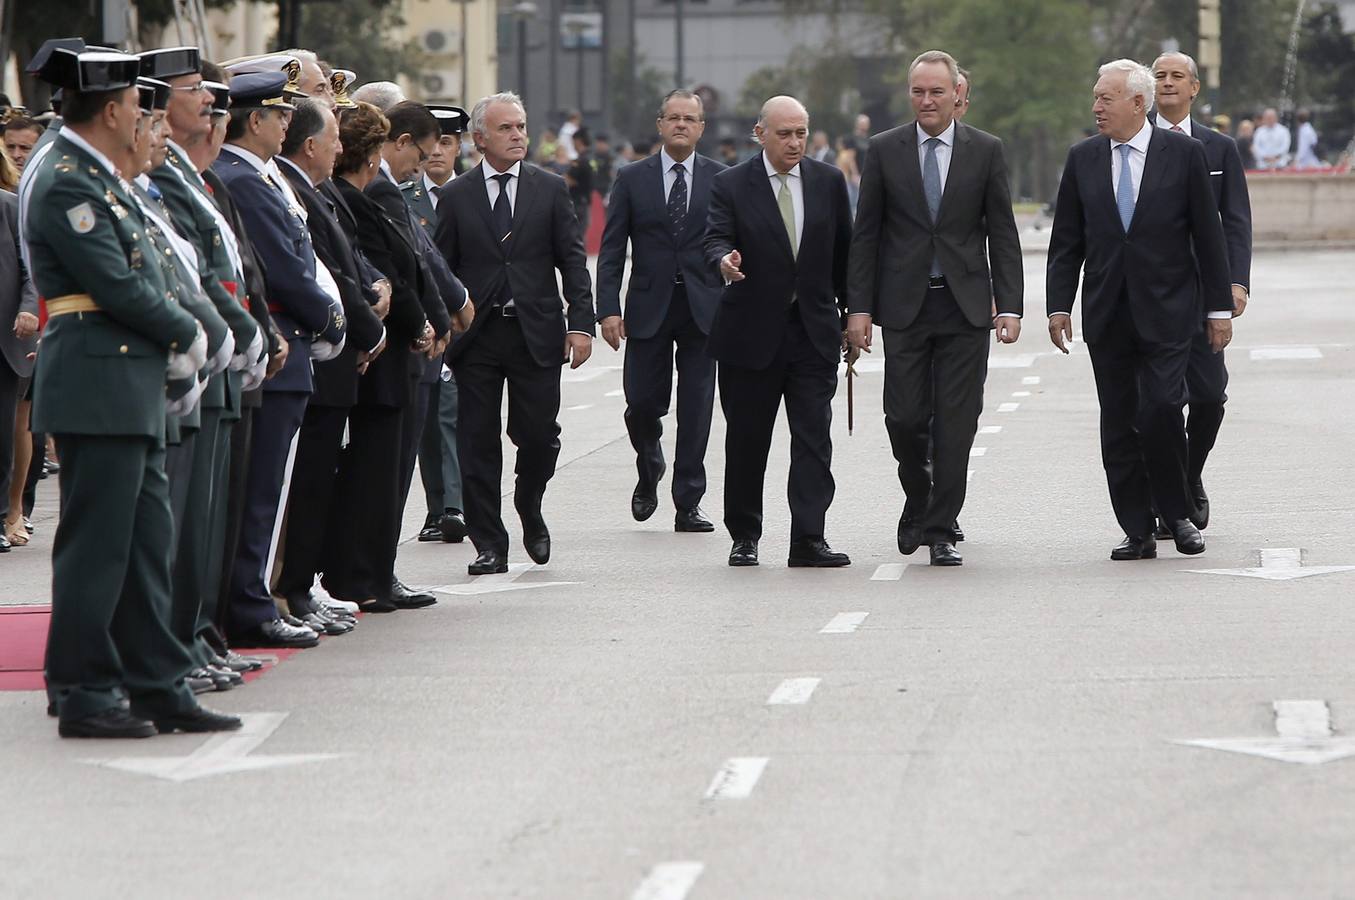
[22,40,1248,741]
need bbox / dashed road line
[979,425,1002,434]
[870,563,905,581]
[1012,390,1031,397]
[1022,376,1041,385]
[566,404,594,411]
[605,389,624,397]
[767,678,821,705]
[1250,347,1322,361]
[997,402,1019,413]
[820,612,868,633]
[704,757,768,799]
[632,862,705,900]
[970,447,987,457]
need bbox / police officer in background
[24,45,239,737]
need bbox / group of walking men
[19,38,1248,740]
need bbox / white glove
[241,357,268,391]
[309,334,345,362]
[165,375,206,416]
[230,325,264,372]
[167,322,208,380]
[439,364,452,383]
[206,329,235,376]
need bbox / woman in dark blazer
[0,185,40,551]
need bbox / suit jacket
[212,146,347,393]
[848,121,1023,328]
[1046,127,1232,345]
[434,162,595,368]
[1149,113,1253,291]
[703,154,853,371]
[335,176,427,408]
[0,190,39,377]
[596,151,726,338]
[366,170,456,340]
[279,161,387,407]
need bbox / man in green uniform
[25,45,241,738]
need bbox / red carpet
[0,605,306,691]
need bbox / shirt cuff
[1206,311,1232,319]
[566,330,593,338]
[1231,283,1248,293]
[367,326,386,355]
[993,313,1021,320]
[1048,312,1072,319]
[847,312,872,318]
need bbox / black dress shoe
[728,539,759,567]
[58,708,157,739]
[391,577,438,609]
[929,542,963,566]
[133,705,243,734]
[417,512,443,542]
[1111,535,1157,560]
[675,506,715,533]
[897,513,922,556]
[1190,480,1210,530]
[952,519,965,543]
[631,480,659,522]
[788,537,851,568]
[1153,519,1172,541]
[517,504,551,565]
[356,596,398,613]
[468,550,508,575]
[1168,519,1205,555]
[439,510,467,543]
[238,618,320,648]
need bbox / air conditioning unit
[421,28,461,55]
[420,70,460,99]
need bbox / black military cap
[204,81,231,116]
[228,71,295,110]
[427,104,469,135]
[138,46,201,80]
[35,48,141,92]
[137,77,172,113]
[26,38,85,75]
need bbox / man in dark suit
[274,98,385,630]
[1150,51,1252,535]
[433,91,594,575]
[704,95,854,569]
[847,50,1023,567]
[213,73,346,646]
[597,88,725,532]
[1047,59,1233,561]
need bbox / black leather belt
[928,275,947,289]
[499,304,518,318]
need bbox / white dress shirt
[1251,123,1291,168]
[916,119,955,192]
[1110,118,1153,204]
[483,159,522,211]
[660,148,694,211]
[423,171,449,210]
[761,152,803,251]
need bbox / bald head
[757,95,808,129]
[754,95,809,174]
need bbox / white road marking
[605,389,624,397]
[967,469,975,482]
[704,757,769,799]
[566,404,594,411]
[632,862,705,900]
[1176,700,1355,765]
[767,678,821,705]
[1249,347,1322,361]
[969,447,987,457]
[979,425,1002,435]
[1188,547,1355,581]
[1012,390,1031,397]
[988,354,1035,368]
[1022,376,1041,385]
[871,563,905,581]
[997,402,1019,413]
[820,612,868,633]
[86,713,340,782]
[431,564,580,595]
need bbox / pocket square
[1209,170,1223,175]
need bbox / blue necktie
[1116,144,1135,232]
[922,137,943,276]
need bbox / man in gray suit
[846,50,1023,567]
[0,189,39,553]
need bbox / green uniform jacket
[26,134,200,440]
[401,178,437,231]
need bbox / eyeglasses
[661,114,702,125]
[170,83,210,94]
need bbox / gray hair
[284,48,319,66]
[753,95,808,144]
[471,91,525,136]
[1152,51,1199,83]
[1098,59,1154,108]
[352,81,405,112]
[909,50,959,87]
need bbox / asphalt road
[2,250,1354,899]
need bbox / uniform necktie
[775,173,797,257]
[492,172,513,243]
[1116,143,1135,232]
[923,138,943,277]
[668,163,687,237]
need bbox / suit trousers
[226,390,307,635]
[395,374,430,553]
[46,434,197,721]
[1087,295,1193,536]
[276,404,349,606]
[1185,330,1228,483]
[453,310,562,556]
[419,373,463,516]
[215,406,252,636]
[323,403,404,600]
[170,408,223,658]
[165,428,196,542]
[0,359,18,522]
[623,284,716,509]
[193,414,234,665]
[718,313,837,543]
[882,286,989,543]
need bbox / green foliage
[736,48,861,140]
[289,0,428,82]
[608,47,669,145]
